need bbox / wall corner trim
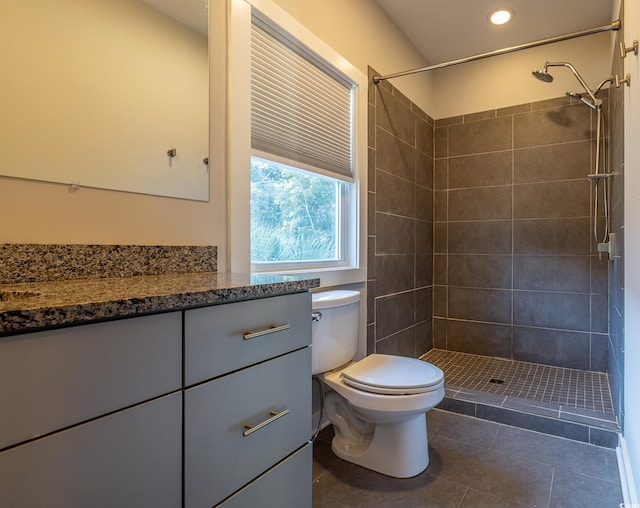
[617,434,639,505]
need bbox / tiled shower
[432,96,609,372]
[367,23,625,440]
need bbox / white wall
[623,0,640,498]
[271,0,434,113]
[430,32,613,119]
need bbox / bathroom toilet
[312,290,444,478]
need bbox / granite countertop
[0,272,319,336]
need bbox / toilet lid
[341,354,444,395]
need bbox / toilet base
[330,412,429,478]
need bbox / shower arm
[373,20,621,84]
[544,62,599,105]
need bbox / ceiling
[375,0,615,66]
[139,0,208,35]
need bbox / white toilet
[312,289,444,478]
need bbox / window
[251,156,346,267]
[227,0,367,284]
[249,11,357,272]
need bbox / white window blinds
[251,15,355,181]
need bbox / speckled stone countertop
[0,272,319,337]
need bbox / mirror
[0,0,209,201]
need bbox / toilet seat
[341,354,444,395]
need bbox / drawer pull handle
[243,408,290,437]
[243,323,290,340]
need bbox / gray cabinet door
[0,392,182,508]
[0,312,182,449]
[185,347,312,507]
[220,443,312,508]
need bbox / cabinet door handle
[242,408,290,437]
[243,323,290,340]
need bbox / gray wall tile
[449,186,512,221]
[448,287,512,324]
[367,68,433,357]
[375,254,415,294]
[376,170,416,217]
[514,180,590,219]
[375,87,415,146]
[416,152,434,188]
[514,105,591,148]
[376,127,415,181]
[449,221,512,254]
[514,218,590,255]
[513,291,590,331]
[376,291,415,339]
[513,255,590,292]
[448,254,512,289]
[446,320,512,358]
[514,141,590,183]
[376,326,416,358]
[513,326,591,369]
[449,151,512,188]
[448,116,512,156]
[376,213,415,254]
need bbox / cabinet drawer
[184,292,311,385]
[219,442,312,507]
[0,392,182,508]
[0,312,181,450]
[185,347,311,508]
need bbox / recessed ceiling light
[489,8,513,25]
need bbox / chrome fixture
[373,20,620,84]
[532,69,553,83]
[620,40,639,58]
[533,62,602,109]
[615,73,632,88]
[532,60,613,256]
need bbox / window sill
[252,265,367,288]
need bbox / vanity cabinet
[0,313,183,507]
[0,290,312,508]
[0,393,182,508]
[184,292,312,507]
[0,313,182,449]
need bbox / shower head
[532,69,554,82]
[566,91,601,110]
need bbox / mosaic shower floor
[422,349,618,441]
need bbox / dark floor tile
[589,428,619,449]
[428,434,554,507]
[490,425,620,484]
[549,469,623,508]
[455,388,507,407]
[503,397,560,419]
[459,488,529,508]
[312,457,467,507]
[436,396,477,417]
[427,409,500,449]
[476,405,590,443]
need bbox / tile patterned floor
[422,349,614,416]
[313,409,623,508]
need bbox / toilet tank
[311,290,360,375]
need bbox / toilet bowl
[312,290,444,478]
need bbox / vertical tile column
[608,2,625,423]
[367,68,434,358]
